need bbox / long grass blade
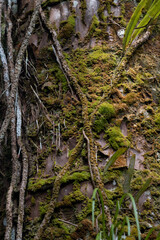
[104,147,127,173]
[91,188,107,239]
[123,0,148,51]
[96,232,102,240]
[123,154,135,193]
[145,228,155,240]
[135,178,152,203]
[126,216,131,236]
[110,224,115,240]
[92,188,98,228]
[113,193,141,240]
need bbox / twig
[58,218,78,227]
[30,85,53,124]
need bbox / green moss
[76,199,92,221]
[94,117,108,133]
[31,196,36,205]
[105,126,130,150]
[81,0,87,23]
[123,92,139,105]
[87,49,116,68]
[87,15,99,38]
[56,188,86,208]
[154,113,160,128]
[103,169,122,183]
[28,176,56,192]
[98,102,116,119]
[58,15,75,43]
[39,202,49,217]
[61,171,90,184]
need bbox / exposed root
[16,137,28,240]
[4,185,13,240]
[0,1,43,239]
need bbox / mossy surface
[61,171,90,184]
[98,102,116,119]
[28,176,56,192]
[20,6,160,239]
[105,126,130,150]
[58,15,76,45]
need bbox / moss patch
[98,102,116,119]
[105,126,130,150]
[58,15,76,44]
[28,176,56,192]
[61,171,90,184]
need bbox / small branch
[30,85,53,124]
[58,219,78,227]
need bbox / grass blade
[123,154,135,193]
[113,193,141,240]
[145,228,155,240]
[96,232,102,240]
[126,216,131,236]
[135,178,152,203]
[104,147,127,173]
[92,188,107,239]
[110,224,115,240]
[92,188,98,228]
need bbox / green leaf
[104,147,127,173]
[123,0,148,51]
[145,228,155,240]
[96,232,102,240]
[123,154,135,193]
[126,216,131,236]
[110,224,115,240]
[135,178,152,202]
[131,0,160,42]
